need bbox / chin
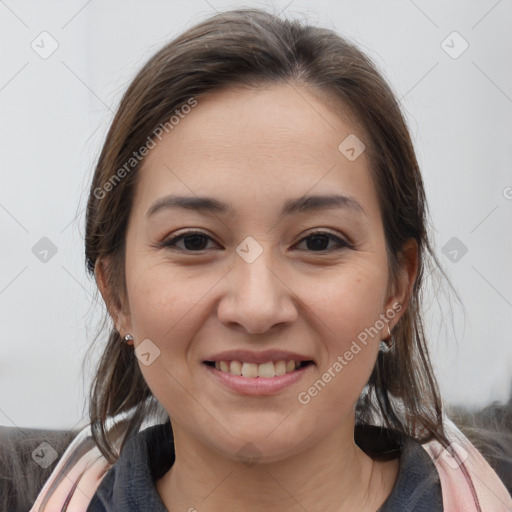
[209,425,315,466]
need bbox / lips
[202,357,314,395]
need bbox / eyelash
[159,230,353,253]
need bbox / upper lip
[203,349,314,365]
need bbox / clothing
[30,418,512,512]
[85,421,443,512]
[86,422,171,512]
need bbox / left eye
[160,231,351,253]
[295,232,351,252]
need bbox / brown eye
[161,231,218,252]
[295,231,352,252]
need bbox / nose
[217,249,298,335]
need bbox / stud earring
[124,334,134,345]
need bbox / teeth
[230,360,242,376]
[241,362,259,378]
[257,361,275,378]
[213,360,305,378]
[274,360,287,376]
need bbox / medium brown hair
[85,8,451,463]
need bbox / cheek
[124,259,228,391]
[126,263,209,346]
[300,265,387,402]
[307,262,388,341]
[124,266,207,414]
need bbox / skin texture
[96,82,418,512]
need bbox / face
[101,82,411,463]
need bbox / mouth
[203,359,314,378]
[202,358,315,395]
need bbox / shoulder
[29,424,113,512]
[355,425,443,512]
[357,421,512,512]
[89,421,173,511]
[30,420,173,512]
[422,417,512,512]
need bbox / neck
[156,420,399,512]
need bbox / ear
[94,257,132,336]
[383,238,419,330]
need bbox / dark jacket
[87,421,443,511]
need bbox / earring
[379,325,394,353]
[124,334,134,345]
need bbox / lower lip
[203,363,313,395]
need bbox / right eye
[160,231,220,252]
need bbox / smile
[202,360,315,395]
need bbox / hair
[80,12,503,505]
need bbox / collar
[88,420,442,512]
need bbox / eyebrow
[146,193,366,218]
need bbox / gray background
[1,0,511,430]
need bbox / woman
[29,8,511,512]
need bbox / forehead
[150,83,361,162]
[133,82,379,220]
